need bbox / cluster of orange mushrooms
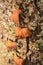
[6,8,32,65]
